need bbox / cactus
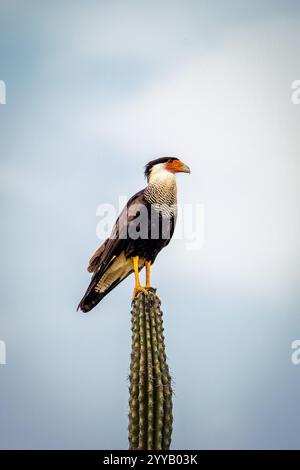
[128,288,173,450]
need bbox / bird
[78,157,190,312]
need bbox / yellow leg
[132,256,148,300]
[145,261,151,288]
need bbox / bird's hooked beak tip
[180,163,191,174]
[183,164,191,174]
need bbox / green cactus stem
[128,288,173,450]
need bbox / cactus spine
[128,289,173,450]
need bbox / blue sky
[0,0,300,449]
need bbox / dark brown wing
[87,239,108,273]
[78,189,145,312]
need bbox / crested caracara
[78,157,190,312]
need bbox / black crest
[144,157,179,180]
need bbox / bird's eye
[168,158,173,163]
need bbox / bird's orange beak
[165,160,191,174]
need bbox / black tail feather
[77,291,105,313]
[77,275,128,313]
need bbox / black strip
[0,450,299,466]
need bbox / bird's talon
[132,285,149,300]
